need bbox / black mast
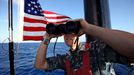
[84,0,111,42]
[8,0,15,75]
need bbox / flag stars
[28,10,31,13]
[34,11,37,14]
[33,2,36,4]
[25,0,44,16]
[31,7,34,10]
[31,1,36,4]
[28,4,31,6]
[34,5,38,8]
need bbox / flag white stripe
[46,18,70,22]
[23,31,46,36]
[25,13,46,20]
[44,14,67,17]
[24,22,46,27]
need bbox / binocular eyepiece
[46,21,81,35]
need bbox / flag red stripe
[23,36,43,40]
[43,10,57,14]
[24,17,48,24]
[45,16,70,19]
[43,10,70,18]
[24,26,46,31]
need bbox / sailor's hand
[43,33,50,39]
[73,19,86,36]
[74,19,92,36]
[43,32,62,39]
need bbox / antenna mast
[8,0,15,75]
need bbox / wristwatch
[42,38,50,45]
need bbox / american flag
[23,0,70,41]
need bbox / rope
[53,37,58,57]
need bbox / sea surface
[0,42,69,75]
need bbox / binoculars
[46,21,81,35]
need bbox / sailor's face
[64,34,76,47]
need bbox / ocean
[0,42,69,75]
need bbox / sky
[0,0,134,43]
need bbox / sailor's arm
[78,19,134,59]
[34,33,50,70]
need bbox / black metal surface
[9,42,15,75]
[83,0,111,43]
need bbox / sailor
[34,32,92,75]
[34,19,134,75]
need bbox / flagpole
[8,0,15,75]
